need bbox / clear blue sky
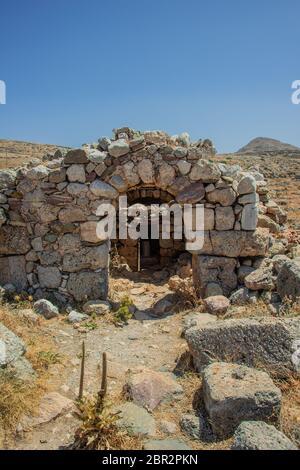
[0,0,299,153]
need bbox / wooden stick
[78,340,85,401]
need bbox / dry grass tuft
[71,395,142,450]
[0,304,59,444]
[275,374,300,446]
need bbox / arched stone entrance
[0,127,270,304]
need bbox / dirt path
[13,270,190,450]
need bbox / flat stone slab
[185,317,300,374]
[203,362,282,439]
[232,421,298,450]
[124,368,183,411]
[114,402,156,437]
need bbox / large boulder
[64,149,88,164]
[277,260,300,302]
[108,139,130,158]
[202,362,282,438]
[185,317,300,373]
[232,421,297,450]
[124,368,183,411]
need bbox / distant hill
[0,139,70,169]
[237,137,300,155]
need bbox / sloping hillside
[0,139,70,169]
[237,137,300,155]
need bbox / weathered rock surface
[277,260,300,302]
[244,266,275,291]
[185,317,300,373]
[0,226,30,255]
[144,439,191,450]
[203,295,230,315]
[202,362,282,438]
[22,392,76,429]
[68,311,88,323]
[232,421,298,450]
[67,270,108,302]
[114,402,156,437]
[0,323,34,380]
[34,299,59,319]
[124,368,183,411]
[180,413,213,441]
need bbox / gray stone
[87,149,107,164]
[203,362,282,438]
[122,161,140,187]
[174,147,188,158]
[108,139,130,157]
[67,270,108,302]
[31,237,43,252]
[177,160,191,176]
[232,421,297,450]
[0,323,26,366]
[185,317,300,373]
[215,206,235,230]
[0,169,17,189]
[109,175,128,192]
[237,266,255,283]
[124,368,183,411]
[157,163,176,189]
[62,244,109,272]
[144,439,191,451]
[204,282,223,297]
[238,193,259,205]
[37,266,61,289]
[207,187,236,206]
[90,180,118,199]
[190,160,221,183]
[193,255,237,297]
[180,413,213,441]
[66,164,86,183]
[203,295,230,315]
[34,299,59,319]
[0,226,31,255]
[114,402,156,437]
[0,256,28,292]
[237,174,257,195]
[82,300,111,315]
[66,183,88,197]
[258,214,280,233]
[277,260,300,302]
[272,255,290,274]
[80,221,104,243]
[245,267,274,291]
[98,137,111,151]
[241,203,258,230]
[68,310,88,323]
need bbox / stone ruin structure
[0,127,281,305]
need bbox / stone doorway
[114,187,186,272]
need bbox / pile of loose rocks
[0,126,291,305]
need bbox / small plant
[82,320,98,331]
[113,295,133,324]
[36,350,62,370]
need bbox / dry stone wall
[0,127,275,305]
